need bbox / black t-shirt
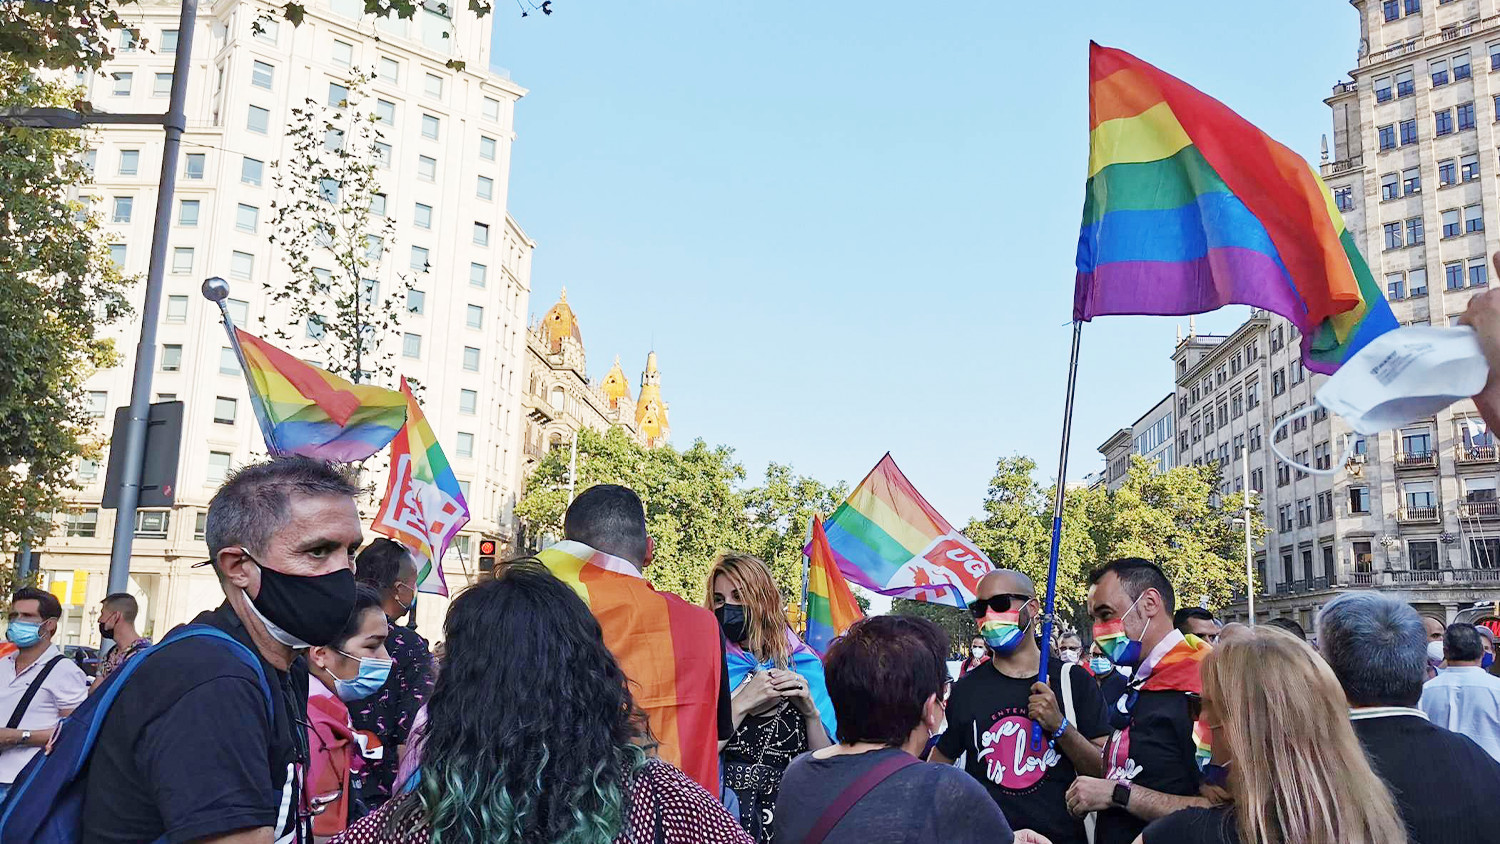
[81,604,310,844]
[1096,670,1132,730]
[937,660,1108,844]
[1097,688,1202,844]
[717,630,733,741]
[1143,806,1237,844]
[1353,712,1500,844]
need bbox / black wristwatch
[1112,781,1132,808]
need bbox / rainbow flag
[1075,43,1397,374]
[373,379,469,596]
[233,328,406,461]
[805,516,864,655]
[1192,719,1213,771]
[535,540,724,795]
[816,454,993,608]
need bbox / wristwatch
[1112,781,1132,808]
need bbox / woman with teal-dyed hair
[334,560,750,844]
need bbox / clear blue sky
[491,2,1356,523]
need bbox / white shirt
[1419,665,1500,762]
[0,644,89,783]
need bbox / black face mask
[251,557,356,647]
[98,622,113,640]
[715,603,748,644]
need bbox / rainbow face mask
[980,608,1031,655]
[1092,593,1147,667]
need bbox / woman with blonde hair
[705,553,835,842]
[1136,625,1408,844]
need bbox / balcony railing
[1396,450,1437,470]
[1312,576,1330,591]
[1351,571,1376,586]
[1276,582,1291,595]
[1457,445,1498,465]
[1461,500,1500,518]
[1364,15,1500,65]
[1321,154,1365,177]
[1468,568,1500,583]
[1398,505,1440,523]
[1393,569,1443,584]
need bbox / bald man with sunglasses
[932,570,1109,844]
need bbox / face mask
[392,582,414,615]
[1060,648,1081,664]
[979,607,1032,656]
[332,651,393,702]
[1485,653,1496,670]
[715,604,748,644]
[1312,326,1489,438]
[98,622,113,640]
[1093,592,1148,667]
[1427,640,1446,665]
[971,646,987,660]
[1090,656,1113,675]
[6,621,42,649]
[244,551,357,648]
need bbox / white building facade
[38,0,533,645]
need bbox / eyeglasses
[967,593,1034,619]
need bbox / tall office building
[37,0,533,644]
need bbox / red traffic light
[479,539,497,556]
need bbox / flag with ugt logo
[373,378,470,596]
[812,453,994,608]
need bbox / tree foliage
[267,71,411,386]
[890,598,973,656]
[0,58,129,553]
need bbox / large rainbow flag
[817,454,993,608]
[372,379,469,596]
[233,328,406,461]
[805,515,864,654]
[534,541,724,795]
[1075,43,1397,373]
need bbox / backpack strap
[1060,662,1078,726]
[804,753,919,844]
[6,655,65,730]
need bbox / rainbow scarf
[1137,630,1211,695]
[1075,43,1397,374]
[535,541,724,794]
[234,328,406,461]
[725,630,838,740]
[816,454,993,608]
[372,379,469,596]
[805,516,864,654]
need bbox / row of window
[1373,37,1500,101]
[1380,0,1427,21]
[1380,199,1484,237]
[1385,258,1489,299]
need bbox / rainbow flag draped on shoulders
[534,540,724,795]
[816,454,993,608]
[372,378,470,596]
[805,516,863,654]
[725,632,838,740]
[1075,43,1398,373]
[233,328,406,461]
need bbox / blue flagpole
[1034,320,1083,752]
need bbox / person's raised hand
[734,669,781,715]
[768,668,818,717]
[1028,681,1063,733]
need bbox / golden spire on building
[542,287,583,354]
[601,355,632,410]
[635,351,670,446]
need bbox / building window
[65,508,99,538]
[178,199,201,226]
[374,99,396,125]
[1278,505,1292,531]
[421,114,440,140]
[476,175,493,200]
[462,346,480,371]
[466,304,483,329]
[374,142,392,169]
[87,390,108,419]
[1396,69,1415,97]
[226,298,248,325]
[470,262,486,288]
[1246,382,1260,408]
[306,314,326,340]
[408,289,426,314]
[1443,209,1461,237]
[417,155,436,181]
[247,105,270,134]
[1455,50,1473,80]
[1462,153,1481,182]
[482,96,500,122]
[160,343,182,371]
[1317,491,1334,522]
[251,60,274,90]
[1272,369,1286,395]
[1459,101,1477,131]
[1406,216,1424,245]
[410,245,429,272]
[119,149,141,176]
[424,72,444,98]
[207,451,232,484]
[1471,257,1490,287]
[1314,441,1331,470]
[152,72,172,97]
[220,346,239,375]
[459,388,478,415]
[364,234,382,259]
[480,135,497,161]
[134,509,170,539]
[111,71,132,96]
[214,396,237,425]
[1381,172,1399,201]
[241,156,263,186]
[368,192,387,217]
[455,432,474,458]
[403,332,422,358]
[1436,109,1454,136]
[473,222,489,246]
[414,202,432,229]
[111,196,134,223]
[1249,424,1262,452]
[1410,540,1440,570]
[378,56,400,83]
[1384,222,1403,251]
[1440,158,1457,185]
[235,203,258,233]
[165,294,189,323]
[1432,58,1450,86]
[1384,0,1401,19]
[1466,203,1485,233]
[1409,267,1428,295]
[230,251,254,280]
[332,39,353,66]
[254,17,279,42]
[1379,124,1396,150]
[1400,118,1417,145]
[1402,167,1421,195]
[171,246,193,274]
[1375,75,1393,102]
[328,82,350,107]
[161,28,179,53]
[108,244,126,267]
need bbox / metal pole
[567,433,579,503]
[105,0,198,597]
[800,517,813,627]
[1243,444,1255,625]
[1034,320,1083,751]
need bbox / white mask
[1060,648,1081,664]
[1428,640,1446,665]
[971,646,986,659]
[1316,326,1489,436]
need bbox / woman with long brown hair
[1136,625,1408,844]
[705,553,834,842]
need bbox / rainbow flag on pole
[816,454,993,608]
[1075,43,1397,373]
[805,516,864,655]
[233,328,406,461]
[373,378,469,596]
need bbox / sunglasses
[967,593,1035,619]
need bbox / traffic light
[785,601,806,636]
[478,539,497,576]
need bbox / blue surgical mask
[6,621,42,648]
[332,651,393,702]
[1484,653,1495,670]
[1090,656,1113,675]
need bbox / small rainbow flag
[373,379,470,596]
[1192,719,1213,770]
[805,516,864,655]
[233,328,405,461]
[1075,43,1397,373]
[535,540,724,795]
[816,454,993,608]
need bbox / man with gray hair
[1318,591,1500,844]
[1421,622,1500,761]
[82,456,363,844]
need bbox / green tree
[742,463,848,599]
[0,58,129,555]
[890,598,973,656]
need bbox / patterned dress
[721,701,807,842]
[348,623,434,809]
[331,759,752,844]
